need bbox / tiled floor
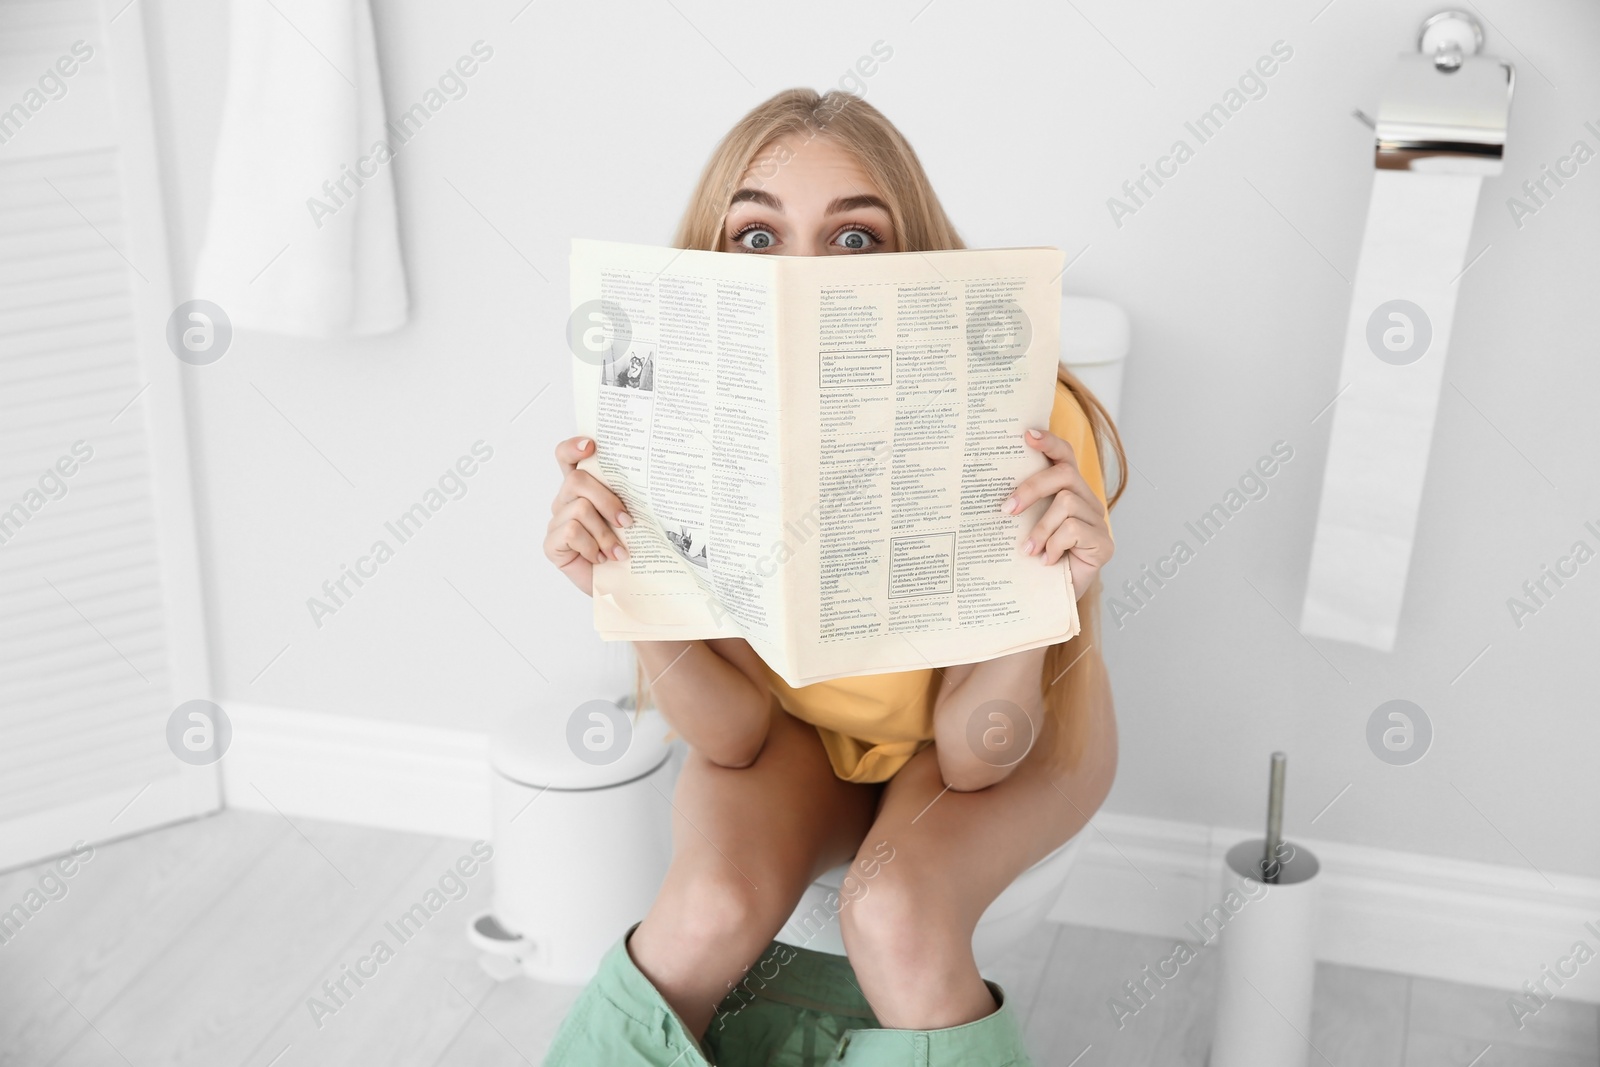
[1,811,1594,1066]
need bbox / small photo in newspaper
[663,520,709,569]
[602,340,656,392]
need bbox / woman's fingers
[1041,515,1108,568]
[554,435,593,474]
[549,497,629,564]
[553,436,633,529]
[545,510,602,567]
[553,468,633,531]
[1003,430,1093,518]
[1022,490,1093,555]
[546,437,634,597]
[572,497,630,562]
[1018,476,1103,536]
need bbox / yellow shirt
[760,378,1110,783]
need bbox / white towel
[194,0,408,337]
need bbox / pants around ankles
[540,921,1036,1067]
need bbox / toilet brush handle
[1263,752,1286,883]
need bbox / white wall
[143,0,1600,876]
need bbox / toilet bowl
[779,833,1087,974]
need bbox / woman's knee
[656,860,768,946]
[837,853,967,973]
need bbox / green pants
[540,921,1036,1066]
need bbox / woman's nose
[785,233,824,257]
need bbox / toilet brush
[1208,752,1322,1067]
[1263,751,1285,884]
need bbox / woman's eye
[833,227,878,251]
[738,228,776,250]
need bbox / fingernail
[577,437,591,451]
[616,511,632,527]
[1001,497,1017,514]
[1022,539,1035,555]
[1027,429,1043,439]
[613,544,629,561]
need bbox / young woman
[542,89,1125,1066]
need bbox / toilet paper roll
[1300,169,1484,650]
[1210,840,1321,1067]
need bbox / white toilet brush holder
[1210,752,1322,1067]
[1207,837,1321,1066]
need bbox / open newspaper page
[770,247,1079,687]
[570,240,792,672]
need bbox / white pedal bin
[486,698,679,985]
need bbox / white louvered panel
[0,489,151,542]
[0,600,166,680]
[0,596,159,653]
[0,0,99,37]
[0,589,164,654]
[0,0,217,870]
[0,149,175,829]
[0,543,157,598]
[0,740,174,823]
[2,391,137,441]
[0,147,175,825]
[0,674,158,729]
[3,448,133,489]
[0,429,143,483]
[0,669,171,726]
[5,704,169,771]
[9,714,167,763]
[0,630,167,687]
[0,345,140,391]
[0,660,169,709]
[0,324,138,374]
[0,379,138,417]
[0,530,156,587]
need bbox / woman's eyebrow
[729,188,782,210]
[827,194,890,213]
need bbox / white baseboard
[1053,812,1600,1003]
[225,704,1600,1002]
[222,702,492,841]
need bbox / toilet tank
[1060,296,1130,423]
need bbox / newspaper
[569,238,1078,688]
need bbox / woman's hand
[544,436,632,597]
[1001,428,1113,599]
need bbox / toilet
[780,834,1089,973]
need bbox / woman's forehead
[735,134,882,202]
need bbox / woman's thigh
[841,696,1118,978]
[884,732,1109,907]
[669,700,881,886]
[638,700,881,965]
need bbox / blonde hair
[639,88,1127,773]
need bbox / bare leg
[840,692,1118,1030]
[628,700,882,1039]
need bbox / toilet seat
[779,832,1087,970]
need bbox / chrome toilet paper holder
[1351,10,1514,176]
